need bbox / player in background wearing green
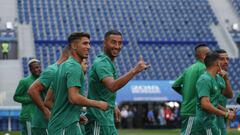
[28,46,70,135]
[79,58,89,135]
[215,49,234,135]
[190,52,235,135]
[47,32,108,135]
[43,59,89,134]
[172,44,210,135]
[237,94,240,104]
[85,30,150,135]
[13,59,41,135]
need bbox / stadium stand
[232,0,240,16]
[17,0,239,104]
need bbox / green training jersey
[195,72,225,129]
[216,75,227,129]
[13,75,38,121]
[87,52,118,126]
[48,57,85,130]
[31,63,58,128]
[172,60,205,116]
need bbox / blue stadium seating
[232,0,240,16]
[17,0,240,104]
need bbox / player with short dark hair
[215,49,234,135]
[48,32,108,135]
[28,46,71,135]
[190,52,235,135]
[85,30,149,135]
[172,43,210,135]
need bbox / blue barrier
[0,107,21,131]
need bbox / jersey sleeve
[66,66,82,89]
[95,61,113,81]
[38,68,55,89]
[172,72,185,94]
[196,78,211,98]
[13,79,32,104]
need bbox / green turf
[118,129,239,135]
[0,129,239,135]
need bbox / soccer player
[190,52,235,135]
[13,59,41,135]
[48,32,108,135]
[215,49,234,135]
[43,58,88,110]
[85,30,150,135]
[172,43,210,135]
[28,46,70,135]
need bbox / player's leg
[85,120,97,135]
[218,128,227,135]
[20,120,32,135]
[86,120,118,135]
[32,127,48,135]
[26,121,32,135]
[64,122,83,135]
[100,125,118,135]
[80,123,86,135]
[48,125,63,135]
[181,115,195,135]
[20,120,27,135]
[205,127,219,135]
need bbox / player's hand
[133,56,151,74]
[114,106,121,123]
[229,108,237,119]
[43,107,51,120]
[98,101,108,111]
[227,111,235,120]
[219,70,228,79]
[218,64,228,80]
[79,115,88,124]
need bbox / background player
[191,52,235,135]
[172,43,210,135]
[28,46,70,135]
[13,59,41,135]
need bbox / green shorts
[190,117,219,135]
[190,127,219,135]
[20,120,32,135]
[32,127,48,135]
[85,120,118,135]
[80,124,86,135]
[48,122,83,135]
[218,128,227,135]
[181,115,195,135]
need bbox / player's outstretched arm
[201,97,235,120]
[28,80,51,119]
[68,87,108,111]
[102,56,150,92]
[217,104,228,112]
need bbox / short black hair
[215,49,227,54]
[68,32,90,45]
[204,52,220,67]
[104,30,122,40]
[194,43,208,52]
